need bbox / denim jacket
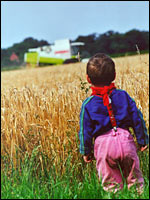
[79,89,149,155]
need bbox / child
[78,53,148,192]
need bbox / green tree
[1,37,50,68]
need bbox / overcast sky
[1,1,149,49]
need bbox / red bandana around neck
[91,83,116,106]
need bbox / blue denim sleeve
[137,109,149,145]
[127,94,149,145]
[79,98,94,155]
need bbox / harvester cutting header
[24,38,85,66]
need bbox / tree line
[1,29,149,68]
[75,29,149,58]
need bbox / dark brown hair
[87,53,116,85]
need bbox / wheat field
[1,54,149,175]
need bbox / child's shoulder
[82,96,95,106]
[113,88,129,96]
[115,88,127,93]
[113,89,135,102]
[81,95,104,110]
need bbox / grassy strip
[110,50,149,58]
[1,150,149,199]
[1,166,149,199]
[1,65,25,72]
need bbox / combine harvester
[24,38,85,66]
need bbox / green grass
[110,50,149,58]
[1,148,149,199]
[1,65,24,71]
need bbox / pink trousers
[94,128,144,192]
